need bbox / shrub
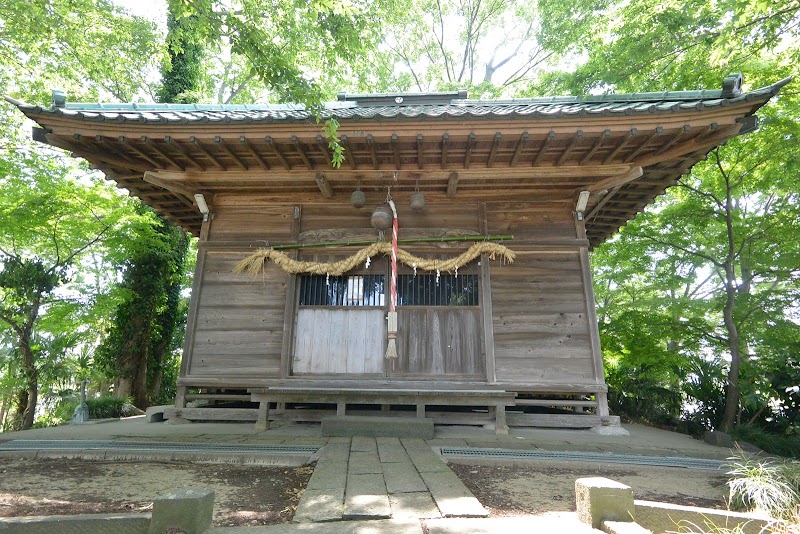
[729,424,800,459]
[85,396,139,419]
[726,449,800,521]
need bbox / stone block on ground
[293,488,345,523]
[704,430,735,448]
[602,520,653,534]
[144,405,169,423]
[0,513,151,534]
[575,477,635,529]
[322,415,434,439]
[148,487,214,534]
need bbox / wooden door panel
[396,308,483,376]
[293,309,385,374]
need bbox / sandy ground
[451,460,729,516]
[0,457,312,527]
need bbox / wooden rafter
[441,133,449,169]
[266,136,291,170]
[391,133,401,168]
[340,135,357,169]
[532,131,556,166]
[92,135,139,166]
[464,133,476,169]
[290,135,313,170]
[510,132,528,166]
[557,130,583,166]
[603,129,638,164]
[216,137,249,170]
[624,127,663,163]
[166,136,204,171]
[366,134,379,167]
[142,172,196,206]
[240,136,270,170]
[580,130,611,165]
[587,166,643,192]
[487,132,502,167]
[142,136,185,170]
[119,136,167,170]
[190,136,226,171]
[417,134,424,169]
[584,186,621,221]
[316,135,332,166]
[654,125,691,156]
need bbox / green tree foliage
[537,0,800,434]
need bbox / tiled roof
[6,77,791,125]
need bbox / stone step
[322,415,435,439]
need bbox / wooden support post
[381,404,390,412]
[175,387,187,408]
[337,403,346,416]
[446,171,459,198]
[597,392,610,417]
[416,403,425,418]
[314,172,334,198]
[255,399,270,432]
[494,405,509,435]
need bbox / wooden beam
[580,129,611,165]
[586,166,644,192]
[391,133,401,168]
[316,134,332,166]
[190,136,226,170]
[366,134,379,167]
[142,172,196,206]
[487,132,502,167]
[623,127,663,163]
[464,132,476,169]
[532,130,556,166]
[557,130,583,166]
[653,125,691,156]
[340,135,357,169]
[166,136,204,171]
[584,185,621,221]
[441,133,449,169]
[290,135,313,170]
[446,171,459,198]
[314,171,334,198]
[240,136,270,170]
[637,124,740,167]
[603,128,638,164]
[119,136,167,169]
[216,136,249,170]
[266,136,291,170]
[510,132,528,166]
[416,134,424,169]
[92,135,139,166]
[141,136,185,170]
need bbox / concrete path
[293,436,487,523]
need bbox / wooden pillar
[494,405,509,435]
[280,205,302,379]
[176,211,212,408]
[255,399,270,432]
[576,216,610,417]
[478,203,497,383]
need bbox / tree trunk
[720,274,742,432]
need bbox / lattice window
[298,274,385,306]
[397,274,479,306]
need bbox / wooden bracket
[446,171,459,198]
[315,171,334,198]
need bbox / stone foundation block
[575,477,635,529]
[148,488,214,534]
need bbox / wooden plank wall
[185,205,294,379]
[485,201,599,386]
[181,195,602,391]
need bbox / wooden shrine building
[8,73,790,432]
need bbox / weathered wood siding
[293,309,385,374]
[184,204,294,379]
[395,308,483,377]
[486,202,600,386]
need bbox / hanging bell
[410,191,425,211]
[351,189,366,209]
[371,204,393,230]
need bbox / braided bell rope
[234,241,515,278]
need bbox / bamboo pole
[265,234,514,251]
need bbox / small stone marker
[71,379,89,423]
[575,477,635,529]
[148,487,214,534]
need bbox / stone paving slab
[420,471,488,518]
[425,515,602,534]
[351,436,378,453]
[305,463,347,491]
[344,472,392,519]
[378,442,410,463]
[348,451,383,474]
[390,492,442,519]
[291,488,344,523]
[209,519,423,534]
[383,462,428,494]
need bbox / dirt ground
[0,456,729,526]
[451,460,730,517]
[0,457,312,527]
